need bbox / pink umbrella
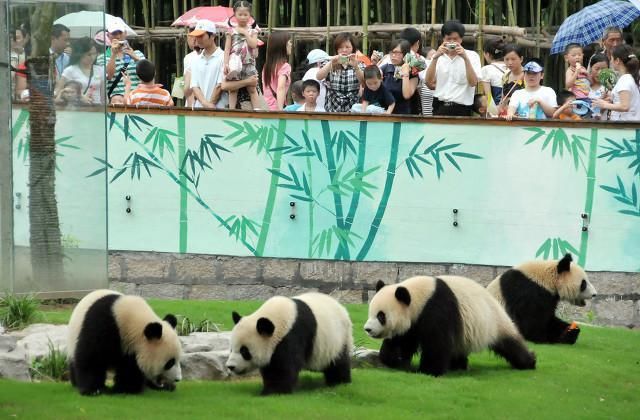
[172,6,263,46]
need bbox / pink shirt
[262,62,291,110]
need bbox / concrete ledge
[109,250,640,328]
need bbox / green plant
[175,315,220,336]
[0,292,41,330]
[586,310,597,324]
[29,339,68,382]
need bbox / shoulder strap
[108,60,130,97]
[492,63,506,74]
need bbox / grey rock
[0,348,30,381]
[180,332,231,354]
[351,348,384,368]
[0,335,17,352]
[14,324,68,362]
[180,351,231,380]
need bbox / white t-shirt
[183,50,200,75]
[509,86,557,119]
[302,67,327,110]
[297,103,326,112]
[609,74,640,121]
[190,48,227,108]
[480,62,507,87]
[60,64,104,104]
[432,50,482,106]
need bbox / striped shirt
[128,85,174,107]
[96,48,145,97]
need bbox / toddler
[351,65,395,114]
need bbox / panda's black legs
[418,348,451,376]
[548,316,580,344]
[379,335,418,371]
[112,355,146,394]
[449,355,469,371]
[323,346,351,386]
[490,336,536,370]
[72,364,108,396]
[260,365,299,395]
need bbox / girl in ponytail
[593,44,640,121]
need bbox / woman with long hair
[55,37,104,104]
[593,44,640,121]
[262,32,292,110]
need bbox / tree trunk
[28,5,64,289]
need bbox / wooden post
[123,0,130,24]
[430,0,437,47]
[362,0,369,53]
[506,0,516,27]
[478,0,485,65]
[346,0,351,25]
[535,0,541,57]
[326,0,331,52]
[291,0,298,27]
[410,0,418,25]
[376,0,383,24]
[336,0,341,26]
[142,0,151,58]
[391,0,396,23]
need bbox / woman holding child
[316,32,365,112]
[593,45,640,121]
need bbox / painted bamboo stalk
[255,119,287,256]
[335,121,368,260]
[304,120,315,259]
[321,120,348,258]
[177,115,188,253]
[356,122,401,261]
[578,128,598,268]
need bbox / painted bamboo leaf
[599,177,640,217]
[536,237,580,260]
[403,137,482,179]
[86,157,114,178]
[525,128,589,173]
[223,120,274,156]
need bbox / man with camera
[425,20,481,116]
[96,19,145,103]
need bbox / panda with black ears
[365,275,536,376]
[487,253,597,344]
[67,290,182,395]
[226,292,353,395]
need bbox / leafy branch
[536,237,581,260]
[327,164,380,199]
[221,215,261,245]
[311,226,363,258]
[600,176,640,217]
[270,128,326,166]
[598,136,640,176]
[16,135,80,162]
[143,127,179,158]
[399,137,482,179]
[87,152,160,183]
[108,113,152,141]
[224,120,276,157]
[180,134,231,188]
[524,128,590,172]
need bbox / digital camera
[446,42,457,50]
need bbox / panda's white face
[560,263,597,306]
[226,316,276,374]
[364,284,412,340]
[137,318,183,390]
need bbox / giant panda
[67,289,182,395]
[226,292,353,395]
[365,275,536,376]
[487,253,597,344]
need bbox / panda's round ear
[256,317,275,337]
[163,314,178,329]
[395,287,411,306]
[375,280,386,292]
[557,253,573,274]
[232,311,242,325]
[144,322,163,340]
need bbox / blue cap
[572,100,592,116]
[523,61,544,73]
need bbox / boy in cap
[302,49,329,110]
[506,60,557,120]
[188,20,227,108]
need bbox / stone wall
[109,251,640,328]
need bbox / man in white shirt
[189,20,227,109]
[425,20,481,116]
[302,49,329,110]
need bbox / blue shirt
[284,103,303,111]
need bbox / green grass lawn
[1,300,638,419]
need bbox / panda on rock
[365,276,536,376]
[67,290,182,395]
[226,293,353,395]
[487,253,597,344]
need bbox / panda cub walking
[67,290,182,395]
[226,293,353,395]
[487,253,597,344]
[365,276,536,376]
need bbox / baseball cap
[523,61,544,73]
[107,18,127,34]
[189,20,217,37]
[307,49,329,64]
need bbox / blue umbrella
[551,0,640,55]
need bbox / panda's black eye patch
[164,358,175,371]
[240,345,252,361]
[377,311,386,325]
[580,279,587,292]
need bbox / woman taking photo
[380,39,419,115]
[316,32,365,112]
[262,32,292,110]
